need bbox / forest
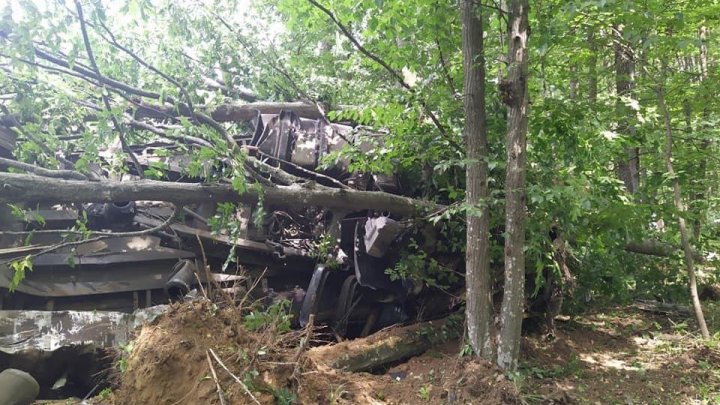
[0,0,718,404]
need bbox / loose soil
[110,300,518,405]
[37,303,720,405]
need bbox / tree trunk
[497,0,530,372]
[307,317,462,372]
[692,26,711,241]
[624,239,704,263]
[0,172,436,217]
[569,63,578,100]
[614,24,640,194]
[461,0,493,360]
[656,81,710,339]
[587,28,598,104]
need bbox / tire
[0,368,40,405]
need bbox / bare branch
[0,157,88,180]
[205,351,228,405]
[436,39,459,98]
[255,150,350,189]
[208,349,261,405]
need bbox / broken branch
[0,157,88,181]
[308,316,462,372]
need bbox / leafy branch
[306,0,462,153]
[74,0,144,178]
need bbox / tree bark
[0,172,436,217]
[0,157,88,180]
[307,317,462,372]
[624,240,704,263]
[692,26,711,241]
[587,28,598,104]
[569,63,578,100]
[656,81,710,339]
[131,101,330,122]
[461,0,493,360]
[497,0,530,372]
[614,25,640,194]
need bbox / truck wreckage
[0,104,459,397]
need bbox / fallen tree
[0,172,437,217]
[307,316,463,372]
[625,239,704,263]
[127,100,333,123]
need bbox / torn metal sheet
[0,305,167,354]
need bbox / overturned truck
[0,105,456,341]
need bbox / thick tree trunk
[497,0,530,372]
[461,0,493,360]
[614,25,640,194]
[0,172,436,217]
[307,317,462,372]
[656,83,710,339]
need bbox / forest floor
[520,305,720,404]
[34,302,720,405]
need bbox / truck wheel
[0,368,40,405]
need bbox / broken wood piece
[307,316,462,372]
[633,300,690,316]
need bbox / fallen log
[633,299,690,316]
[625,239,704,263]
[307,317,462,372]
[0,172,437,217]
[131,100,331,122]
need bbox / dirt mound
[114,300,290,404]
[110,300,519,405]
